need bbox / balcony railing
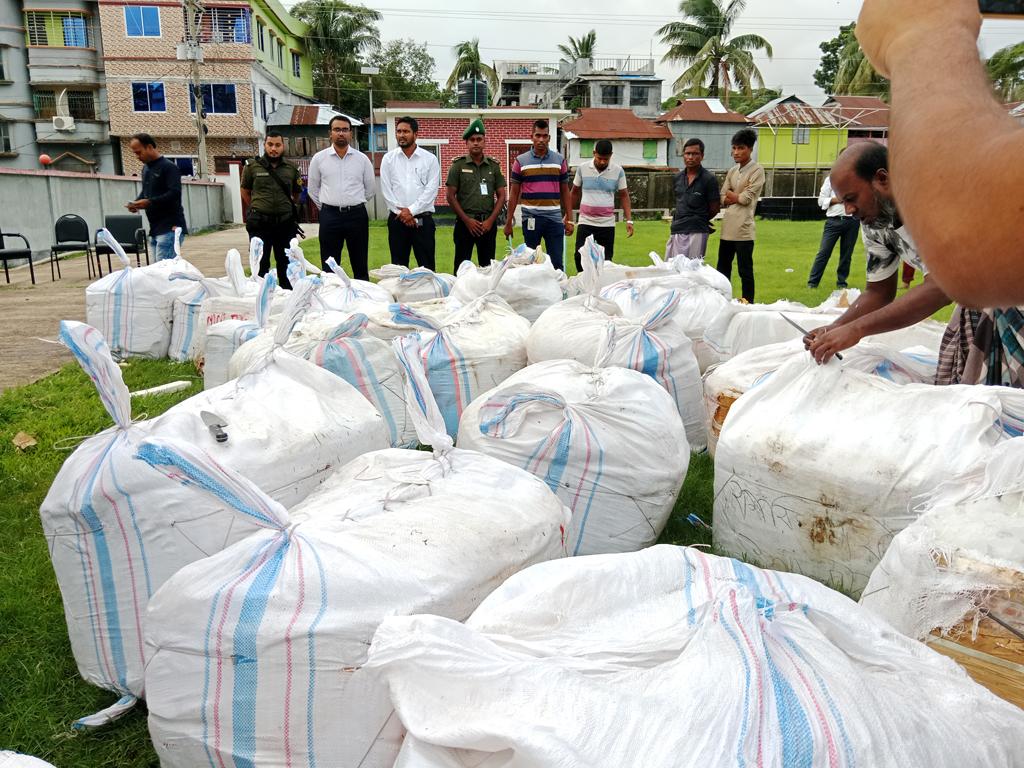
[579,57,655,75]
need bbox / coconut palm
[557,30,597,65]
[832,23,889,99]
[658,0,773,108]
[987,41,1024,102]
[446,38,498,94]
[291,0,381,102]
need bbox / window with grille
[792,126,810,144]
[629,86,649,107]
[257,20,265,51]
[292,51,301,78]
[259,89,267,121]
[124,6,160,37]
[600,85,622,105]
[132,82,166,112]
[25,11,91,47]
[33,90,56,118]
[187,6,251,44]
[36,90,96,119]
[190,83,237,114]
[0,122,11,153]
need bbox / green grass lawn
[0,219,946,765]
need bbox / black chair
[50,214,97,280]
[0,230,34,285]
[94,215,149,274]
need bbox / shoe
[806,282,819,289]
[836,283,848,289]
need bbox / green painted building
[747,96,848,169]
[249,0,314,128]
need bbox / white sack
[458,358,689,555]
[713,355,1024,595]
[141,336,569,768]
[0,753,56,768]
[203,272,282,389]
[85,228,202,359]
[40,313,388,720]
[452,245,563,322]
[367,545,1024,768]
[168,274,234,362]
[371,264,455,302]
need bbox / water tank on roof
[457,79,489,108]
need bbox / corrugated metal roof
[823,95,890,129]
[657,98,749,124]
[267,104,362,127]
[750,102,843,127]
[561,108,672,139]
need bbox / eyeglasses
[331,127,351,132]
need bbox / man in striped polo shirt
[503,119,573,270]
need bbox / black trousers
[247,221,294,289]
[807,215,859,287]
[318,204,370,280]
[387,213,436,271]
[453,217,498,271]
[717,239,756,302]
[573,224,616,272]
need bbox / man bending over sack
[805,141,1024,387]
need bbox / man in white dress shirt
[806,173,860,290]
[380,115,440,270]
[306,114,375,279]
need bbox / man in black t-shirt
[665,138,720,261]
[126,132,188,260]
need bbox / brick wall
[397,116,537,206]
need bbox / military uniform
[445,119,506,270]
[241,156,303,288]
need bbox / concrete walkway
[0,224,319,392]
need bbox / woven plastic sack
[862,437,1024,641]
[528,249,705,449]
[714,355,1024,595]
[40,312,388,724]
[203,271,281,389]
[168,272,235,362]
[140,336,570,768]
[371,264,455,302]
[85,228,202,359]
[0,753,56,768]
[458,358,688,555]
[452,245,563,323]
[367,545,1024,768]
[704,339,939,456]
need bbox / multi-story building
[494,58,663,118]
[97,0,313,177]
[0,1,116,172]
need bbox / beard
[873,194,899,229]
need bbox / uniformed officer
[241,130,303,288]
[445,118,507,270]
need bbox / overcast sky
[284,0,1024,105]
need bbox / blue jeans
[522,212,564,270]
[807,216,859,287]
[151,230,185,261]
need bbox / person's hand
[125,202,138,213]
[724,191,739,206]
[502,220,514,239]
[626,221,634,237]
[809,324,862,364]
[802,325,828,351]
[563,217,574,236]
[398,207,414,225]
[857,0,980,78]
[479,218,494,235]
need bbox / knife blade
[780,313,843,360]
[200,410,229,443]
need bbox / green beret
[462,118,485,140]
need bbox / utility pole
[361,65,379,219]
[181,0,208,177]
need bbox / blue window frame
[125,6,160,37]
[291,51,301,78]
[190,83,237,115]
[62,16,87,47]
[132,82,165,112]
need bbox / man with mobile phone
[126,132,187,260]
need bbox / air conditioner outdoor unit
[52,115,76,131]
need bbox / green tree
[814,23,855,92]
[986,41,1024,102]
[557,30,597,65]
[657,0,773,108]
[446,38,498,98]
[371,39,450,104]
[832,23,889,99]
[726,86,782,116]
[291,0,381,107]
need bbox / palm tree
[987,42,1024,102]
[446,39,498,94]
[557,30,597,65]
[658,0,773,108]
[291,0,381,101]
[832,23,889,99]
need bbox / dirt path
[0,224,319,392]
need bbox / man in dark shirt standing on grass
[126,132,188,260]
[665,138,720,261]
[445,118,507,271]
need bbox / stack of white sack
[285,244,394,312]
[528,238,705,450]
[703,339,939,456]
[310,313,418,448]
[389,261,530,437]
[713,355,1024,595]
[861,438,1024,665]
[0,753,56,768]
[564,246,732,297]
[203,270,280,389]
[360,297,460,341]
[371,263,455,302]
[366,545,1024,768]
[85,228,202,359]
[458,357,688,555]
[452,244,564,322]
[139,336,570,768]
[40,306,388,726]
[167,248,245,362]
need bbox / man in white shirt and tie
[306,114,375,279]
[379,115,441,270]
